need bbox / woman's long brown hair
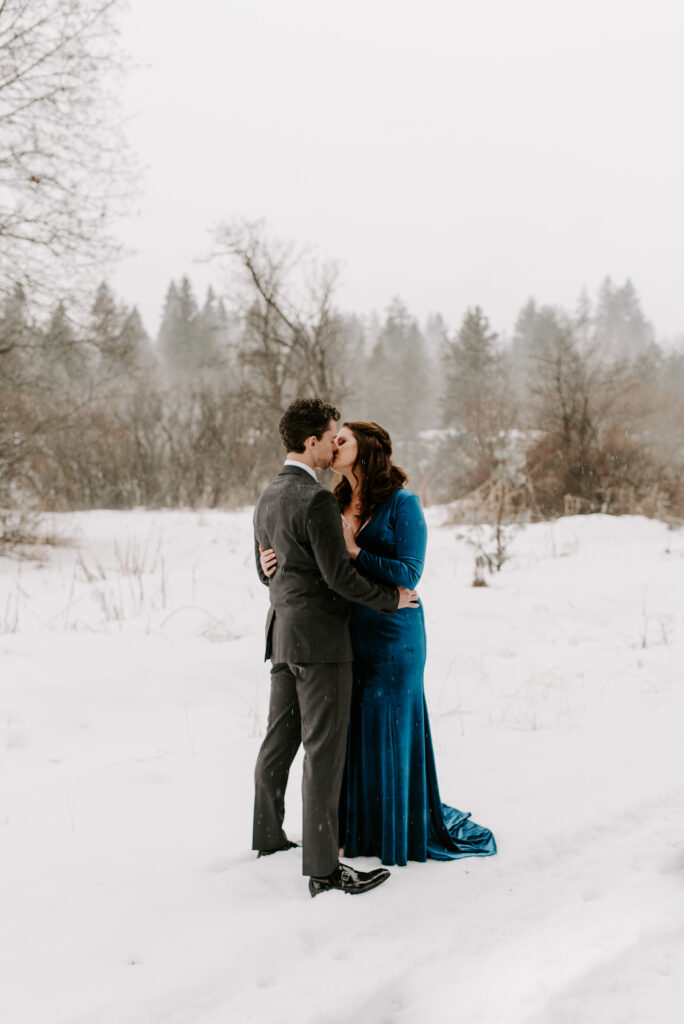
[333,421,407,523]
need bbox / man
[252,397,418,897]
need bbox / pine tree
[158,277,200,373]
[442,306,499,432]
[118,307,154,371]
[510,299,567,420]
[0,284,30,361]
[0,285,34,505]
[195,287,230,371]
[574,287,593,347]
[367,298,430,437]
[91,282,120,347]
[436,306,513,495]
[88,282,152,381]
[44,301,82,384]
[595,277,652,359]
[89,281,122,379]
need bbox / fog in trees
[2,167,684,548]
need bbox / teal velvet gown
[339,488,497,866]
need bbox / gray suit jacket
[253,465,399,663]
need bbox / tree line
[2,220,683,537]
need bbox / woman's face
[332,425,358,474]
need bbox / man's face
[310,420,338,470]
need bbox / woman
[261,420,496,866]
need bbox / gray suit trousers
[252,661,352,877]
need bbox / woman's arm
[259,544,278,578]
[254,536,272,586]
[354,491,427,589]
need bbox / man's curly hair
[279,398,340,452]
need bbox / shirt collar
[283,459,317,481]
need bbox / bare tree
[0,0,134,307]
[205,221,359,490]
[524,309,650,513]
[210,220,352,410]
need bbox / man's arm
[306,490,399,613]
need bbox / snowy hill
[1,509,683,1023]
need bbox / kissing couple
[252,398,496,898]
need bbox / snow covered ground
[1,508,683,1024]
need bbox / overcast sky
[111,0,684,341]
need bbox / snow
[1,509,683,1023]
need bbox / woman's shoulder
[392,487,422,507]
[389,487,425,519]
[369,487,423,523]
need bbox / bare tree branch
[0,0,136,308]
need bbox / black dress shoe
[257,840,299,858]
[308,862,390,898]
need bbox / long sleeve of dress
[306,489,400,613]
[355,490,427,588]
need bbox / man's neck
[284,456,318,481]
[286,451,316,470]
